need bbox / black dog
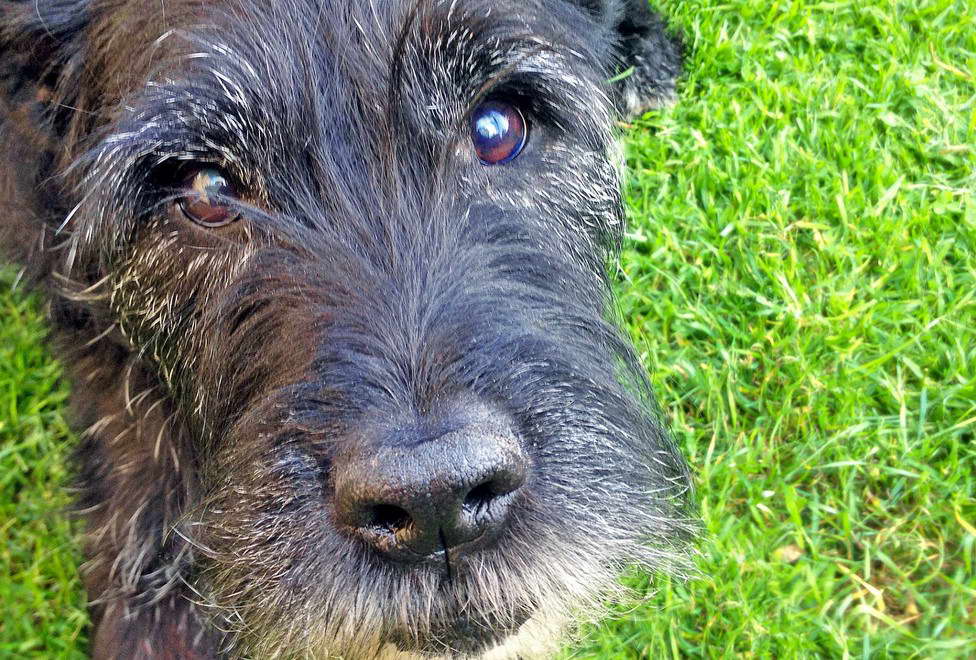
[0,0,693,657]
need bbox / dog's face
[3,0,692,656]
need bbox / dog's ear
[0,0,90,265]
[1,0,90,140]
[572,0,683,117]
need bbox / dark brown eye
[179,168,240,227]
[470,101,527,165]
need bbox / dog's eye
[470,101,527,165]
[179,168,240,227]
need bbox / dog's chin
[388,608,533,657]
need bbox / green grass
[0,282,87,657]
[2,0,974,657]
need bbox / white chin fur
[371,609,571,660]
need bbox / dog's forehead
[86,0,616,209]
[88,0,607,107]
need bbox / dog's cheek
[108,218,253,384]
[191,432,359,656]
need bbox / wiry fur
[0,0,694,657]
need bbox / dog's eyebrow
[77,81,252,196]
[467,41,553,100]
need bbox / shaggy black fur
[0,0,692,657]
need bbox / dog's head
[1,0,692,656]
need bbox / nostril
[463,467,525,516]
[365,503,412,535]
[463,481,498,513]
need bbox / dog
[0,0,694,657]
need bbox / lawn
[1,0,974,657]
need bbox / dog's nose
[332,399,529,562]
